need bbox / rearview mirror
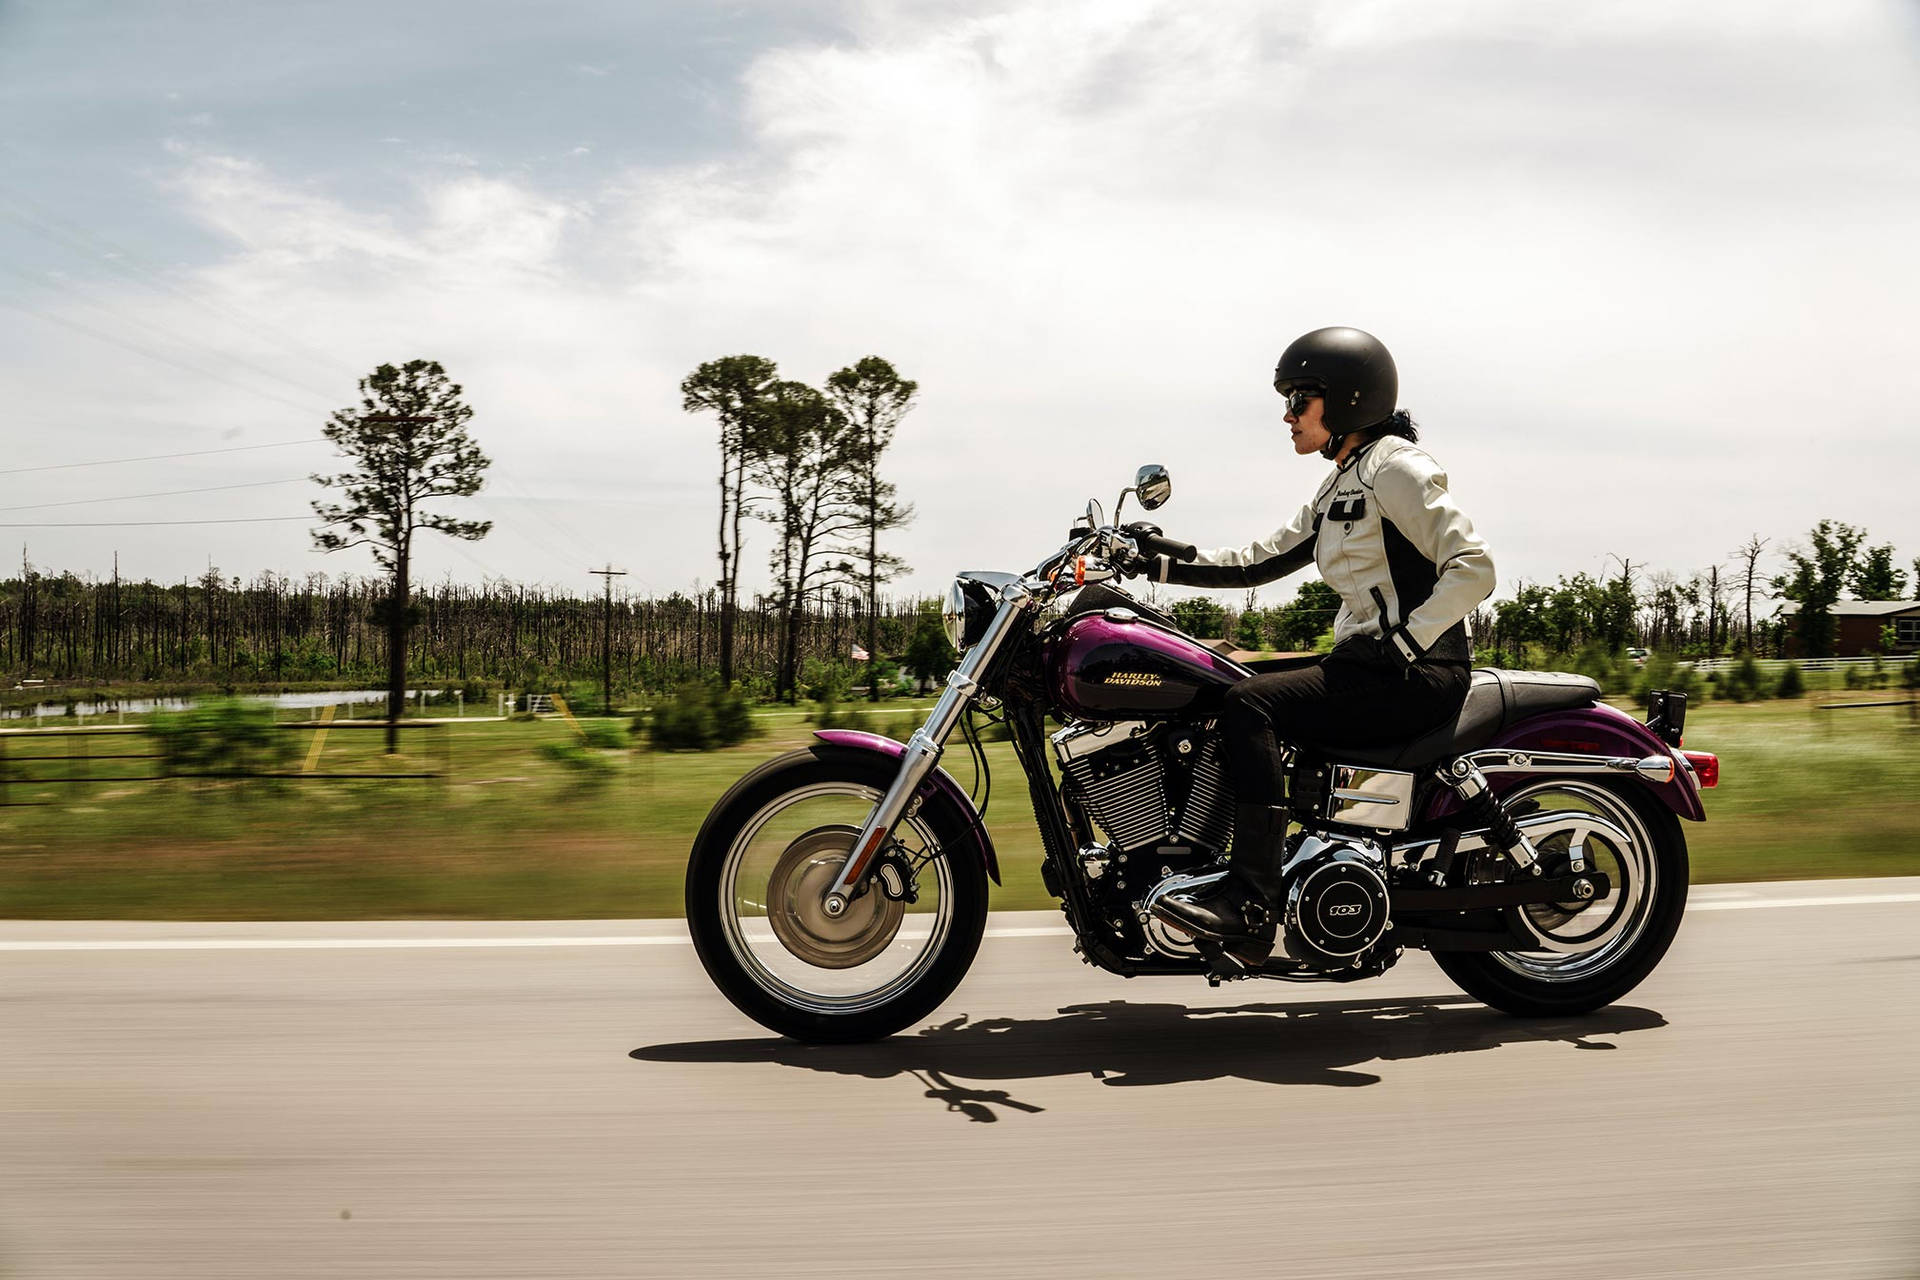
[1134,464,1172,510]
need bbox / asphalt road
[3,879,1918,1279]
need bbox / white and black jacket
[1156,436,1495,664]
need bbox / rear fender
[812,729,1001,884]
[1423,702,1705,824]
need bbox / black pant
[1221,639,1471,807]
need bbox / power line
[1,264,345,405]
[0,516,311,527]
[1,298,332,417]
[0,477,310,514]
[0,438,324,477]
[0,187,365,381]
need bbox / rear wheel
[1434,779,1688,1017]
[685,746,990,1043]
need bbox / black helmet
[1273,327,1398,437]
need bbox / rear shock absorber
[1441,757,1541,876]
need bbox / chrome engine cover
[1280,833,1392,967]
[1138,832,1392,968]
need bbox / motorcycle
[686,465,1718,1042]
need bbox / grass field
[0,694,1915,919]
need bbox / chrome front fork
[820,584,1032,918]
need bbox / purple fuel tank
[1047,612,1251,721]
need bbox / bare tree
[1731,535,1769,653]
[682,355,777,688]
[824,357,916,701]
[312,360,491,752]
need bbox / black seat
[1326,668,1602,771]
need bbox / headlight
[943,576,998,652]
[943,578,969,652]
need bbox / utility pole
[590,565,627,716]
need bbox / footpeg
[1197,936,1273,978]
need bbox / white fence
[1688,655,1900,675]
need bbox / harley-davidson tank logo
[1103,671,1163,687]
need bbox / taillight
[1681,751,1718,789]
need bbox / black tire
[685,745,990,1043]
[1434,780,1689,1018]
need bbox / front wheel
[685,746,990,1042]
[1434,779,1689,1017]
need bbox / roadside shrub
[1904,658,1920,691]
[801,658,855,704]
[580,719,629,750]
[538,739,613,779]
[1774,663,1805,699]
[1633,653,1701,708]
[643,679,761,751]
[148,698,296,781]
[1570,644,1634,696]
[810,689,848,729]
[1715,654,1768,703]
[712,682,756,745]
[1842,658,1888,690]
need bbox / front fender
[812,729,1001,884]
[1424,702,1706,824]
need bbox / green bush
[1842,659,1888,691]
[801,658,854,704]
[1633,653,1702,708]
[1904,658,1920,691]
[642,679,761,752]
[579,719,629,750]
[1570,644,1634,696]
[537,739,613,779]
[1774,663,1805,698]
[148,698,296,780]
[1715,654,1768,703]
[712,683,756,745]
[809,688,848,729]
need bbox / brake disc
[765,825,906,970]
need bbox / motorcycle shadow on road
[631,996,1667,1122]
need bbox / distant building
[1776,600,1920,656]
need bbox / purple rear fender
[1422,702,1705,824]
[812,730,1001,884]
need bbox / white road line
[0,895,1914,952]
[1688,892,1920,912]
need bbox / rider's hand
[1117,523,1161,578]
[1114,545,1151,579]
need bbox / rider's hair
[1373,410,1419,443]
[1325,410,1419,460]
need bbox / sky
[3,0,1918,608]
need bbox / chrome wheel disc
[718,782,955,1014]
[1487,781,1659,984]
[765,826,905,970]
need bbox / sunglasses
[1282,389,1323,418]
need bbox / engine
[1051,719,1235,855]
[1050,718,1395,974]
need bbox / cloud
[10,0,1920,601]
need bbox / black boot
[1149,803,1291,952]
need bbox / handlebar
[1136,530,1196,563]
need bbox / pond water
[2,689,460,721]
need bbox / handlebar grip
[1140,532,1197,562]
